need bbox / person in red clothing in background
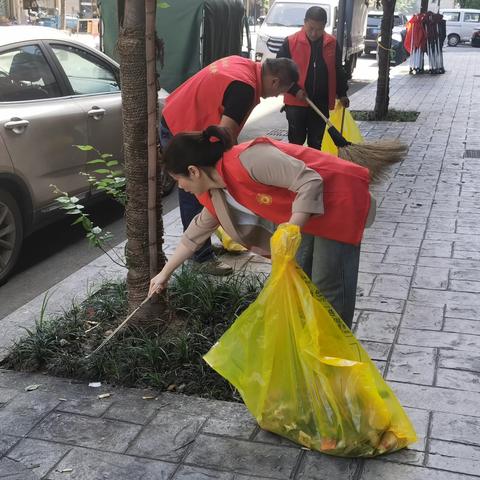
[160,56,299,275]
[277,6,350,150]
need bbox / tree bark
[373,0,396,120]
[420,0,429,13]
[118,0,166,322]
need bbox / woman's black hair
[163,125,234,176]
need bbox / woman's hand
[149,270,171,297]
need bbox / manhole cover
[464,150,480,158]
[266,128,288,137]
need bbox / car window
[51,44,119,95]
[0,45,62,102]
[443,12,460,21]
[464,13,480,23]
[367,15,382,27]
[393,15,404,26]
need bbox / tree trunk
[60,0,66,30]
[118,0,166,322]
[420,0,428,13]
[373,0,396,120]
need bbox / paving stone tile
[383,246,419,265]
[452,249,480,261]
[253,429,299,448]
[401,302,443,330]
[0,391,60,436]
[184,434,300,479]
[360,341,391,361]
[127,411,205,462]
[438,350,480,372]
[403,407,429,452]
[436,368,480,392]
[361,244,388,254]
[431,412,480,446]
[47,447,176,480]
[410,288,480,308]
[0,457,37,479]
[356,312,401,343]
[412,266,449,290]
[56,396,113,418]
[295,451,358,479]
[380,448,425,466]
[394,223,426,240]
[450,269,480,282]
[420,240,453,258]
[355,297,405,314]
[390,382,480,417]
[7,438,71,478]
[0,435,19,456]
[418,256,480,271]
[174,465,234,479]
[371,275,411,300]
[427,217,456,233]
[443,317,480,335]
[0,387,18,404]
[397,328,480,352]
[359,261,414,277]
[201,412,257,440]
[428,440,480,477]
[28,411,142,452]
[360,252,385,264]
[387,345,436,385]
[103,397,166,425]
[445,305,480,321]
[449,280,480,293]
[360,459,477,480]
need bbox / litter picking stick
[86,295,152,358]
[305,97,408,182]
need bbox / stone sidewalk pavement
[1,48,480,479]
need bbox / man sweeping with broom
[277,6,350,150]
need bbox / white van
[255,0,368,76]
[441,8,480,46]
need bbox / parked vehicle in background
[35,14,79,31]
[441,8,480,46]
[0,26,168,283]
[254,0,368,77]
[365,11,408,55]
[472,28,480,47]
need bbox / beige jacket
[181,144,376,255]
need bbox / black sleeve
[335,42,349,97]
[222,81,256,126]
[276,37,291,59]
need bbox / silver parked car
[0,26,168,283]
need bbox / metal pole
[336,0,346,62]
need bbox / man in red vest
[160,56,299,275]
[277,6,349,150]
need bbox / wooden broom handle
[305,97,334,128]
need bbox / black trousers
[285,104,330,150]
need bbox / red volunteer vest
[284,30,337,110]
[198,138,370,246]
[163,56,262,135]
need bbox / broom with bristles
[306,97,408,182]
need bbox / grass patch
[2,267,266,401]
[350,110,419,122]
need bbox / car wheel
[447,34,460,47]
[0,189,23,284]
[161,169,176,196]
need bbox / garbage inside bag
[215,227,247,253]
[322,102,364,156]
[204,224,416,457]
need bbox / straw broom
[306,98,408,182]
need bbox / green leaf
[106,160,118,167]
[87,159,106,165]
[93,169,111,174]
[66,210,82,215]
[101,153,113,159]
[71,217,84,225]
[74,145,94,151]
[70,196,80,203]
[158,1,170,8]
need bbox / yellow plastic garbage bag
[322,102,364,156]
[215,227,247,253]
[204,224,416,457]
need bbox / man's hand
[339,96,350,108]
[296,89,306,101]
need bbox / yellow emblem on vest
[256,193,273,206]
